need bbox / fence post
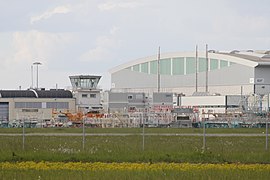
[82,117,85,150]
[203,118,206,151]
[266,94,269,151]
[142,112,145,151]
[22,118,25,150]
[266,117,268,151]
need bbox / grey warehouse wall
[111,64,254,89]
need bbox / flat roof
[0,89,73,98]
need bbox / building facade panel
[0,97,76,121]
[111,62,254,95]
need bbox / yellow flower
[1,162,270,171]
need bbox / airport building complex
[0,75,103,126]
[108,50,270,125]
[1,49,270,128]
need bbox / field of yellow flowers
[2,161,270,171]
[1,161,270,179]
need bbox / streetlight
[33,62,42,89]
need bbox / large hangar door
[0,102,9,121]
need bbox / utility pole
[33,62,42,89]
[205,44,209,93]
[195,45,198,92]
[31,65,33,88]
[157,46,161,92]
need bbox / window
[133,64,140,72]
[82,94,88,98]
[129,107,136,111]
[186,57,196,74]
[210,59,218,70]
[22,109,38,112]
[136,94,143,99]
[160,58,171,75]
[172,58,184,75]
[198,58,207,72]
[46,102,69,109]
[141,62,148,73]
[15,102,42,108]
[220,60,228,68]
[90,94,96,98]
[150,60,157,74]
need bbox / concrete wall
[107,92,174,113]
[181,96,226,107]
[0,98,76,121]
[254,65,270,95]
[108,92,146,113]
[74,90,101,108]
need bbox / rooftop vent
[262,54,270,59]
[192,92,210,96]
[246,50,253,52]
[265,50,270,55]
[230,50,240,54]
[208,50,216,53]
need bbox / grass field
[1,128,269,179]
[0,128,269,163]
[0,127,267,134]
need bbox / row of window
[128,94,144,100]
[82,94,96,98]
[70,78,98,89]
[127,94,172,100]
[15,102,69,109]
[126,57,235,75]
[22,109,38,112]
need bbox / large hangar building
[109,50,270,96]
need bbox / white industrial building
[109,50,270,96]
[108,50,270,119]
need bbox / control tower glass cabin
[69,75,101,90]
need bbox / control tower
[69,75,103,113]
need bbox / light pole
[31,65,33,88]
[33,62,42,89]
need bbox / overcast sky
[0,0,270,90]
